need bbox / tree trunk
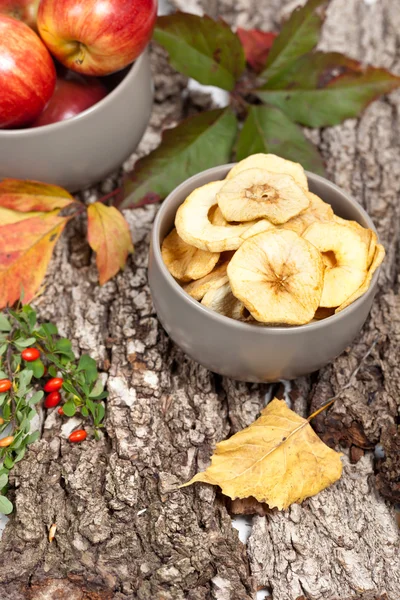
[0,1,399,599]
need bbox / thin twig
[308,337,379,422]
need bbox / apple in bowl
[0,0,39,29]
[0,15,56,128]
[37,0,158,76]
[31,72,108,127]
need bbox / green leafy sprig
[0,305,107,514]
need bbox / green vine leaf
[261,0,328,81]
[154,13,245,90]
[236,105,325,175]
[257,52,400,127]
[121,108,238,209]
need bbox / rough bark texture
[0,1,399,599]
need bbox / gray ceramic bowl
[0,50,152,192]
[149,165,381,382]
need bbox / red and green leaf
[154,13,245,91]
[261,0,327,81]
[87,202,134,285]
[236,28,277,73]
[236,105,325,175]
[256,52,400,127]
[0,212,69,308]
[0,180,77,212]
[121,108,238,209]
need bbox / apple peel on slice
[175,181,260,252]
[303,221,369,308]
[217,168,310,224]
[226,153,309,190]
[161,228,220,282]
[227,229,324,325]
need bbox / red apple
[0,15,56,128]
[0,0,39,30]
[37,0,158,77]
[31,73,108,127]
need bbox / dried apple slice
[280,191,334,235]
[217,168,310,224]
[226,153,308,190]
[335,243,385,313]
[201,280,246,320]
[183,262,228,301]
[161,228,220,282]
[175,181,259,252]
[303,221,369,307]
[227,229,324,325]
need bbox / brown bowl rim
[152,164,381,335]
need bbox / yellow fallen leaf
[183,398,342,509]
[87,202,134,285]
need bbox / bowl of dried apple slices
[148,154,385,382]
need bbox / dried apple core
[245,184,279,203]
[322,250,337,269]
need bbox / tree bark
[0,1,399,599]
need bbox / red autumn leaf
[87,202,134,285]
[0,212,69,308]
[237,28,277,73]
[0,179,77,212]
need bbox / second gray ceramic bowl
[149,165,381,382]
[0,50,153,192]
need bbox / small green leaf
[261,0,327,80]
[46,353,64,369]
[22,305,37,330]
[236,105,325,175]
[29,391,44,405]
[16,368,33,396]
[0,343,7,356]
[2,402,10,420]
[48,365,57,377]
[95,403,105,425]
[62,401,76,417]
[81,406,89,417]
[77,355,98,385]
[26,430,40,445]
[4,456,14,470]
[55,338,75,359]
[62,380,82,400]
[122,108,238,208]
[0,473,8,489]
[13,337,36,349]
[0,495,13,514]
[89,379,104,398]
[0,371,7,379]
[257,52,400,127]
[154,13,245,91]
[29,359,45,379]
[40,323,58,336]
[14,446,26,463]
[0,314,11,332]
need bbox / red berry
[44,391,61,409]
[21,348,40,362]
[44,377,63,392]
[69,430,87,443]
[58,407,64,415]
[0,379,12,393]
